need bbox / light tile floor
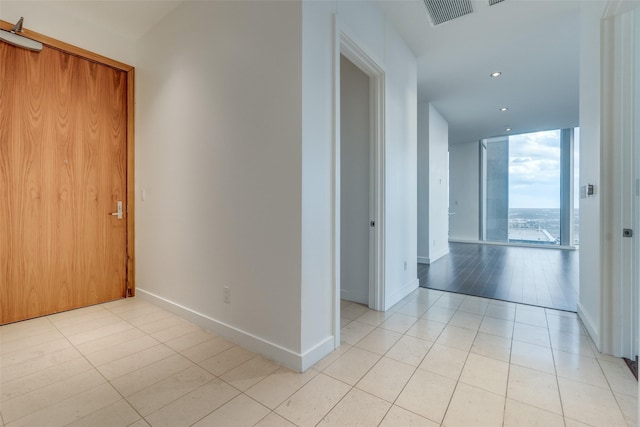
[0,288,637,426]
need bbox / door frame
[599,1,638,358]
[1,20,136,298]
[332,18,386,346]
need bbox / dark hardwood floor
[419,242,578,312]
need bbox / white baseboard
[136,288,333,372]
[418,250,449,265]
[577,302,600,352]
[340,288,368,305]
[428,249,449,264]
[300,336,336,372]
[385,278,419,311]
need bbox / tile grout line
[75,302,238,426]
[380,291,443,426]
[544,307,569,427]
[67,305,158,426]
[431,295,479,426]
[500,307,517,427]
[592,349,637,426]
[104,302,255,427]
[342,292,445,426]
[375,294,440,426]
[4,311,136,427]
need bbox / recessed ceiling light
[506,128,511,132]
[490,71,502,77]
[500,107,508,112]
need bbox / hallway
[1,287,635,426]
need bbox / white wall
[340,55,370,305]
[300,0,418,358]
[2,2,136,65]
[418,103,449,264]
[5,0,420,371]
[429,105,450,262]
[449,141,480,241]
[299,1,336,359]
[577,0,607,349]
[417,104,430,263]
[381,15,419,310]
[135,1,305,368]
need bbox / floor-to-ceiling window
[508,129,561,245]
[481,128,579,247]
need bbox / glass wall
[480,128,578,247]
[483,137,510,242]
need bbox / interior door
[0,43,127,324]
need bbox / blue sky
[508,129,579,209]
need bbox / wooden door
[0,43,128,324]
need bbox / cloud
[507,130,561,208]
[484,128,579,209]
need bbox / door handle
[111,201,123,220]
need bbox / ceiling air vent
[423,0,473,26]
[489,0,505,5]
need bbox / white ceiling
[23,0,581,146]
[378,0,582,144]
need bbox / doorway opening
[339,54,371,306]
[333,28,385,346]
[439,127,581,312]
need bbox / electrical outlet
[224,286,231,304]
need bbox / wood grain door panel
[0,44,127,324]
